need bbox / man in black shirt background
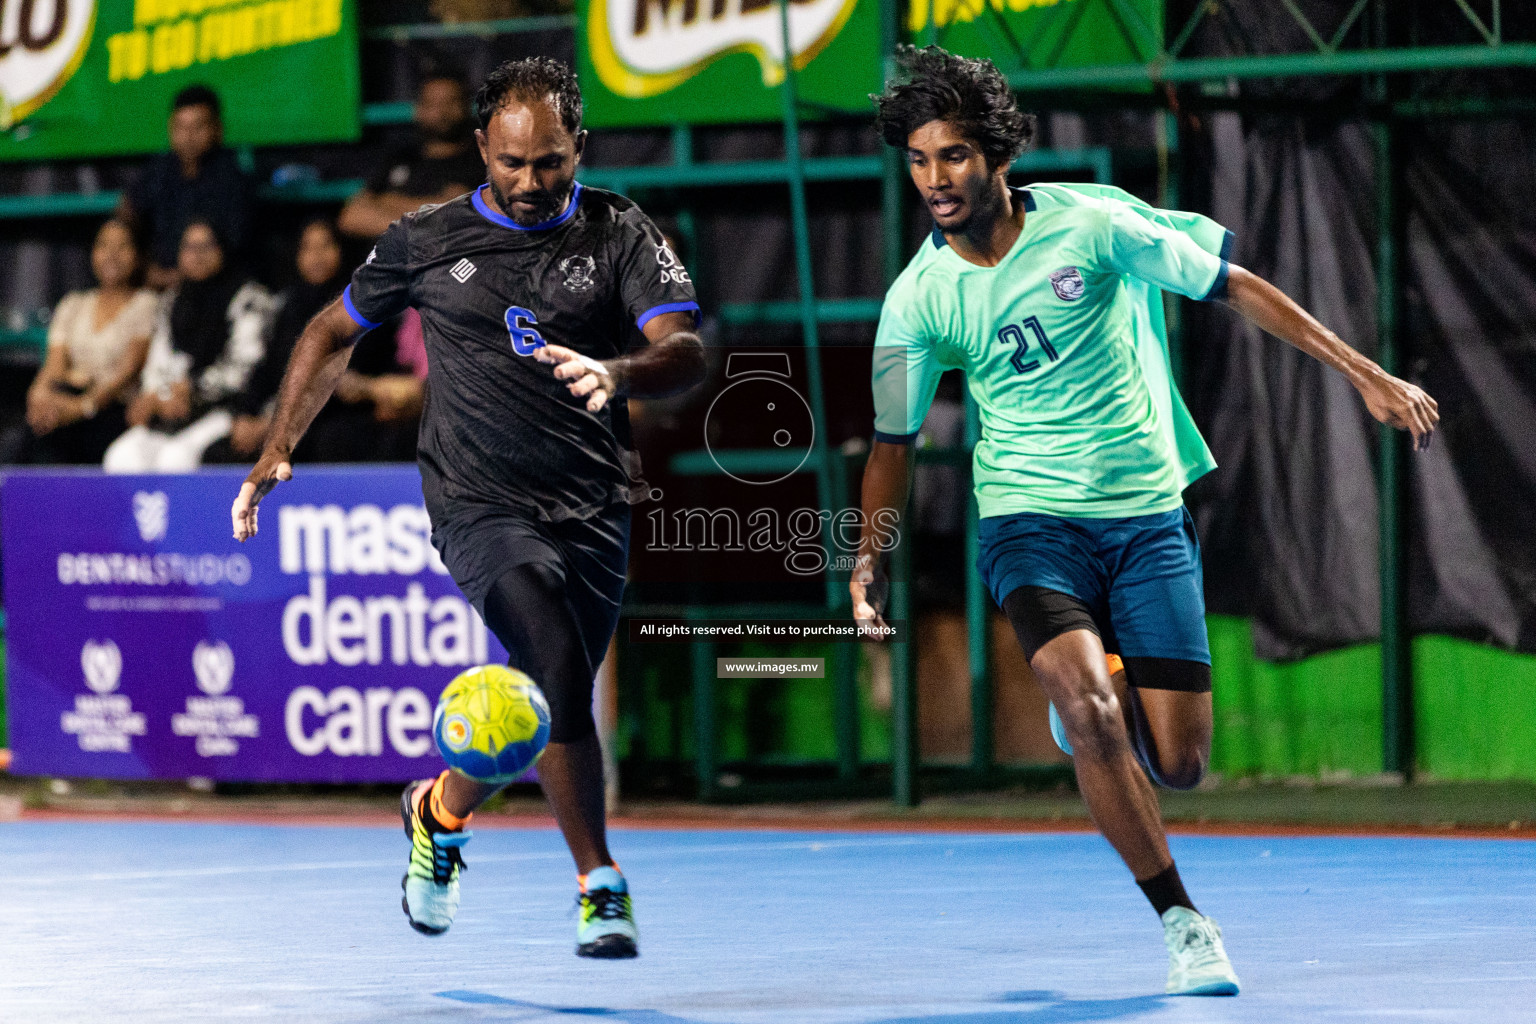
[339,74,485,240]
[231,57,704,959]
[120,85,254,290]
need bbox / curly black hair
[871,46,1034,168]
[474,57,583,136]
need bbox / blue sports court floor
[2,820,1533,1023]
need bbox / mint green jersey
[872,184,1232,518]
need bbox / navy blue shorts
[977,506,1210,664]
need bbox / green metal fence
[4,1,1534,797]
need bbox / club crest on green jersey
[1050,266,1086,301]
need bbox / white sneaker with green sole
[1162,906,1240,995]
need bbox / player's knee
[1046,674,1127,759]
[1152,747,1207,790]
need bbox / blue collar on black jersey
[930,187,1035,248]
[472,182,583,231]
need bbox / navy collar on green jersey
[930,188,1036,248]
[472,182,583,231]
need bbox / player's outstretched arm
[535,310,704,412]
[1221,265,1440,450]
[852,440,914,638]
[231,300,360,541]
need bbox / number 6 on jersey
[505,306,545,355]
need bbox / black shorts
[1002,585,1211,693]
[428,498,630,674]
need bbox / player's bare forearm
[608,331,704,399]
[621,310,706,398]
[538,310,704,411]
[262,301,359,459]
[1222,266,1369,379]
[858,441,912,564]
[852,440,913,631]
[231,301,360,540]
[1221,265,1440,449]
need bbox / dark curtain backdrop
[1177,0,1536,658]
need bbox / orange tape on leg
[429,770,472,831]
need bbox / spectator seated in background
[208,219,424,466]
[104,221,269,473]
[118,85,254,290]
[1,219,158,465]
[314,304,425,462]
[338,74,482,239]
[208,218,349,463]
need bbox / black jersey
[343,183,699,522]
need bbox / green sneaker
[400,777,471,935]
[576,866,638,958]
[1162,906,1240,995]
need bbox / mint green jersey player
[872,183,1231,518]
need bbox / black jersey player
[230,58,704,958]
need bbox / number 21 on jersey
[505,306,545,356]
[997,316,1059,374]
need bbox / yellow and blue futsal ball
[432,665,551,784]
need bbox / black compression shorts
[1002,585,1211,693]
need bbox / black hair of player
[474,58,582,136]
[871,45,1034,169]
[172,83,222,122]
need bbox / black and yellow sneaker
[576,866,638,958]
[400,777,471,935]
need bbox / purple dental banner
[1,467,511,782]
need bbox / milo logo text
[588,0,856,97]
[0,0,97,128]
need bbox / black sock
[1136,863,1197,917]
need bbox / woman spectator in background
[212,218,348,462]
[208,218,423,465]
[4,220,157,465]
[104,220,269,472]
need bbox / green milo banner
[910,0,1162,75]
[0,0,360,162]
[577,0,1160,127]
[577,0,882,127]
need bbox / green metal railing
[4,1,1526,789]
[1003,0,1532,91]
[364,14,577,42]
